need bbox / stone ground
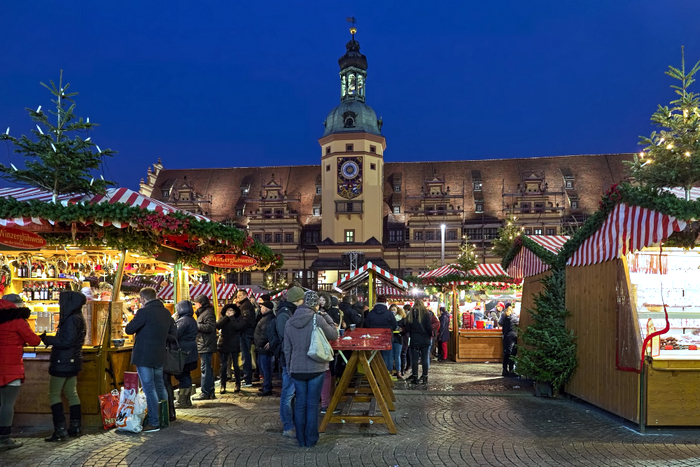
[4,361,700,467]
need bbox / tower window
[370,163,376,170]
[344,117,355,128]
[313,207,321,216]
[326,146,331,155]
[370,145,376,153]
[345,230,355,243]
[393,206,400,214]
[326,164,330,172]
[346,144,354,152]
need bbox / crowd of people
[0,285,518,451]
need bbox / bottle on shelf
[47,265,56,278]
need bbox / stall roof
[418,263,508,279]
[505,235,569,279]
[333,261,410,293]
[157,283,244,301]
[0,187,212,227]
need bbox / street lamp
[440,224,446,266]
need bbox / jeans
[279,366,295,432]
[219,352,240,388]
[259,353,273,392]
[292,372,324,447]
[0,384,21,427]
[137,366,168,427]
[200,352,214,396]
[174,361,197,389]
[380,350,393,373]
[410,346,430,378]
[391,343,403,373]
[241,334,254,384]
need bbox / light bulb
[667,144,674,150]
[687,152,691,157]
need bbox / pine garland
[501,235,558,271]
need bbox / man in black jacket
[125,288,176,432]
[253,300,275,396]
[235,289,256,387]
[364,295,397,373]
[339,295,362,329]
[192,295,217,400]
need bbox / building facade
[139,30,633,290]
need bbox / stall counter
[456,329,503,362]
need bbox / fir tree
[454,236,478,272]
[491,216,521,258]
[626,48,700,200]
[0,71,116,201]
[515,268,577,391]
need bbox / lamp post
[440,224,446,266]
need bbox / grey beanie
[304,290,319,308]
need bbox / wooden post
[99,249,127,395]
[450,283,458,361]
[368,269,375,308]
[173,262,182,303]
[211,273,219,314]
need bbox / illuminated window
[345,230,355,243]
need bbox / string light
[667,143,674,150]
[686,152,691,157]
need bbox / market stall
[502,235,569,340]
[562,185,700,428]
[333,261,412,307]
[0,186,280,427]
[416,263,520,362]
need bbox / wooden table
[319,328,397,434]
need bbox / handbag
[163,336,187,375]
[307,313,335,363]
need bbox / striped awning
[419,263,508,279]
[157,283,238,300]
[506,235,569,279]
[567,203,686,267]
[333,261,410,293]
[0,187,211,227]
[417,264,462,278]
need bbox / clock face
[341,160,360,179]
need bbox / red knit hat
[0,299,18,310]
[497,301,505,309]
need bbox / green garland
[501,235,559,271]
[405,273,520,286]
[0,197,283,271]
[557,183,700,268]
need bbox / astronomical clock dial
[341,160,360,179]
[337,157,363,199]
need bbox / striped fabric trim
[568,203,686,267]
[157,283,238,300]
[506,235,569,279]
[333,261,410,292]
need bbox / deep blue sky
[2,1,700,190]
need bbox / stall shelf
[0,186,280,427]
[562,184,700,428]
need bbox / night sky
[2,1,700,190]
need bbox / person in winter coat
[216,303,246,394]
[406,299,433,384]
[339,295,362,329]
[498,302,519,377]
[274,286,304,438]
[400,304,412,374]
[40,291,87,441]
[253,300,276,396]
[428,308,440,360]
[284,290,338,448]
[0,297,41,451]
[235,289,257,387]
[364,295,398,372]
[192,294,217,400]
[318,292,339,414]
[173,300,198,408]
[390,304,406,378]
[326,295,342,327]
[437,307,450,362]
[125,288,176,433]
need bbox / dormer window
[475,203,484,213]
[161,189,170,198]
[571,200,579,209]
[473,182,482,191]
[394,185,401,193]
[565,180,574,189]
[316,186,322,195]
[236,209,244,216]
[393,206,400,214]
[313,207,321,216]
[242,187,249,195]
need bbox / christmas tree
[454,236,478,272]
[626,48,700,200]
[0,71,116,201]
[515,268,577,392]
[491,216,521,257]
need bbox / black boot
[67,404,81,437]
[0,426,22,451]
[168,395,176,422]
[419,375,428,384]
[45,403,68,442]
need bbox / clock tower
[319,26,386,245]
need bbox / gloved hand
[40,332,48,344]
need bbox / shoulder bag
[307,313,335,363]
[163,335,187,375]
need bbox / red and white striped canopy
[333,261,410,293]
[419,263,508,279]
[507,235,569,279]
[376,285,412,298]
[417,264,462,278]
[567,203,686,267]
[157,283,238,300]
[0,187,211,227]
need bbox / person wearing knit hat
[283,287,338,447]
[286,286,305,304]
[0,299,41,451]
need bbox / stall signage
[201,254,258,269]
[0,226,46,249]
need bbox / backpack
[267,315,282,357]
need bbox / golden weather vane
[346,16,357,36]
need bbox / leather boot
[220,382,227,395]
[168,395,176,422]
[175,387,192,408]
[0,426,22,451]
[45,403,68,442]
[67,404,81,437]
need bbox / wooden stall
[502,235,569,346]
[332,261,412,308]
[0,186,280,427]
[563,189,700,428]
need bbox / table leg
[320,351,359,433]
[369,352,396,408]
[359,352,397,434]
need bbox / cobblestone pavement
[5,362,700,467]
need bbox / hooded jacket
[126,298,176,368]
[253,309,275,355]
[274,300,297,366]
[43,292,87,377]
[216,305,246,353]
[364,303,398,331]
[339,301,362,327]
[175,301,198,365]
[196,302,217,353]
[0,305,41,385]
[238,297,256,337]
[283,305,338,374]
[438,310,451,341]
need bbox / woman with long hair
[390,304,406,378]
[406,299,433,384]
[216,303,246,394]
